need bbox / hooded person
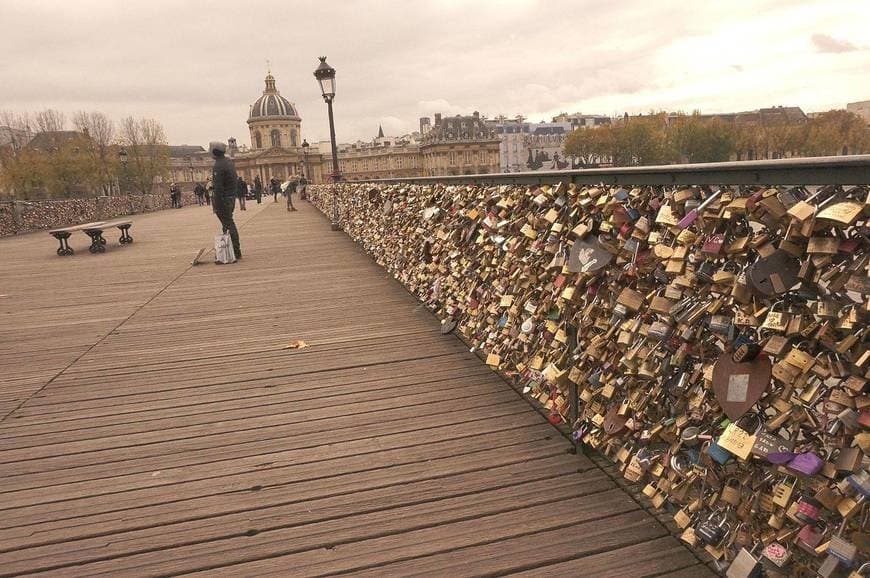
[210,141,241,259]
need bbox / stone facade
[418,112,500,176]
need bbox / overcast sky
[2,0,868,148]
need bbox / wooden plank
[505,536,709,578]
[0,469,608,576]
[2,442,578,550]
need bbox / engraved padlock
[695,510,731,546]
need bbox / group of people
[207,140,308,261]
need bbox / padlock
[795,495,823,524]
[797,520,827,554]
[726,544,763,578]
[694,510,731,546]
[772,476,797,508]
[828,518,858,567]
[762,541,792,568]
[721,477,742,507]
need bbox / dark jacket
[236,177,247,199]
[212,155,237,211]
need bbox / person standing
[194,182,205,206]
[236,176,247,211]
[210,141,241,260]
[169,182,180,208]
[286,178,298,211]
[253,175,263,204]
[271,177,280,202]
[298,175,308,200]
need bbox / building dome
[248,73,299,120]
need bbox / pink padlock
[795,496,821,524]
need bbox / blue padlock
[707,440,733,465]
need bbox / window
[255,131,262,149]
[270,129,281,148]
[464,150,471,165]
[449,151,455,166]
[290,128,298,147]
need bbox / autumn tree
[668,115,737,163]
[801,110,870,156]
[73,111,116,195]
[563,128,600,166]
[118,116,169,194]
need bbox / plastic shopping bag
[214,232,236,264]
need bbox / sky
[1,0,868,148]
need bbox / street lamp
[314,56,341,231]
[118,147,128,194]
[301,139,310,179]
[301,139,310,200]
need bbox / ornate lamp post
[314,56,341,231]
[301,139,310,201]
[301,139,310,180]
[118,147,128,194]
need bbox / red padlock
[797,522,826,554]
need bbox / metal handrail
[358,154,870,186]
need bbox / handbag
[214,232,236,264]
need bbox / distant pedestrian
[298,175,308,200]
[253,175,263,204]
[285,178,298,211]
[194,182,205,206]
[270,178,281,202]
[210,141,241,260]
[236,176,247,211]
[169,182,181,208]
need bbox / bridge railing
[309,156,870,575]
[360,154,870,186]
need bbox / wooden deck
[0,199,714,577]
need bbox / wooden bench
[48,220,133,256]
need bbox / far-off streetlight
[301,139,310,178]
[314,56,341,231]
[118,147,129,194]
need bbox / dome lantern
[248,72,299,121]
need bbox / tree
[73,111,116,195]
[34,109,66,133]
[669,115,737,163]
[802,110,870,156]
[119,116,169,194]
[620,114,670,165]
[563,128,599,167]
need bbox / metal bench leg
[86,231,106,254]
[119,225,133,244]
[52,233,74,256]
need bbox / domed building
[247,73,301,151]
[227,71,324,186]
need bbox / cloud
[811,33,858,53]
